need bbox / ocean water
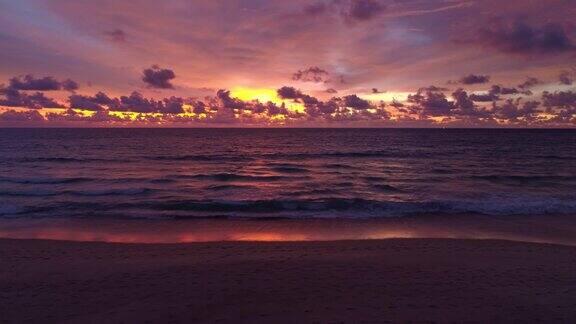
[1,128,576,220]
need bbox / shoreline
[2,213,576,245]
[2,237,576,323]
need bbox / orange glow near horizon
[230,87,306,113]
[1,216,576,246]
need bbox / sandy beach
[2,237,576,323]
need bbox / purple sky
[0,0,575,127]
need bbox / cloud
[326,88,338,94]
[0,87,63,109]
[142,65,176,89]
[407,87,454,116]
[489,85,519,96]
[452,88,493,118]
[343,0,386,23]
[69,94,106,111]
[494,98,541,120]
[406,87,494,118]
[192,101,207,114]
[479,21,575,55]
[558,69,575,85]
[162,97,185,114]
[343,94,371,109]
[469,93,499,102]
[277,86,302,99]
[117,91,185,113]
[518,77,540,90]
[0,109,44,122]
[8,75,79,92]
[216,89,246,110]
[303,2,328,17]
[104,29,126,42]
[542,91,576,110]
[302,0,385,24]
[61,79,79,92]
[292,67,330,83]
[277,86,323,108]
[460,74,490,85]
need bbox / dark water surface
[1,128,576,219]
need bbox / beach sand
[2,237,576,323]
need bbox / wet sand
[2,237,576,323]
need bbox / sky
[0,0,575,127]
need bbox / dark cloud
[114,92,181,113]
[518,77,540,90]
[343,0,385,23]
[0,109,44,122]
[117,92,161,112]
[104,29,126,42]
[494,98,541,120]
[305,99,339,117]
[407,87,454,116]
[302,0,385,24]
[469,93,499,102]
[0,87,63,109]
[303,2,328,16]
[542,91,576,110]
[390,100,404,108]
[216,89,246,110]
[490,85,519,96]
[292,67,329,83]
[277,86,302,99]
[460,74,490,85]
[69,94,105,111]
[68,92,120,111]
[326,88,338,94]
[192,101,207,114]
[452,89,493,118]
[265,102,289,116]
[277,86,321,109]
[559,69,575,85]
[371,88,381,93]
[343,94,371,110]
[451,89,475,112]
[61,79,79,92]
[162,97,185,114]
[142,65,176,89]
[8,75,79,92]
[479,21,575,55]
[420,85,449,92]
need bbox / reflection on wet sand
[2,214,576,246]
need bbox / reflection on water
[1,214,576,246]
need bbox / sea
[1,128,576,220]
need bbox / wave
[148,155,254,162]
[204,184,255,191]
[141,150,438,163]
[18,157,132,163]
[167,173,294,182]
[123,197,576,217]
[0,189,60,197]
[68,188,154,196]
[270,166,310,174]
[0,203,24,215]
[0,177,94,185]
[3,196,576,219]
[372,184,403,192]
[0,188,154,198]
[472,175,576,184]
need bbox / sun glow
[230,87,306,113]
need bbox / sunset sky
[1,0,575,127]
